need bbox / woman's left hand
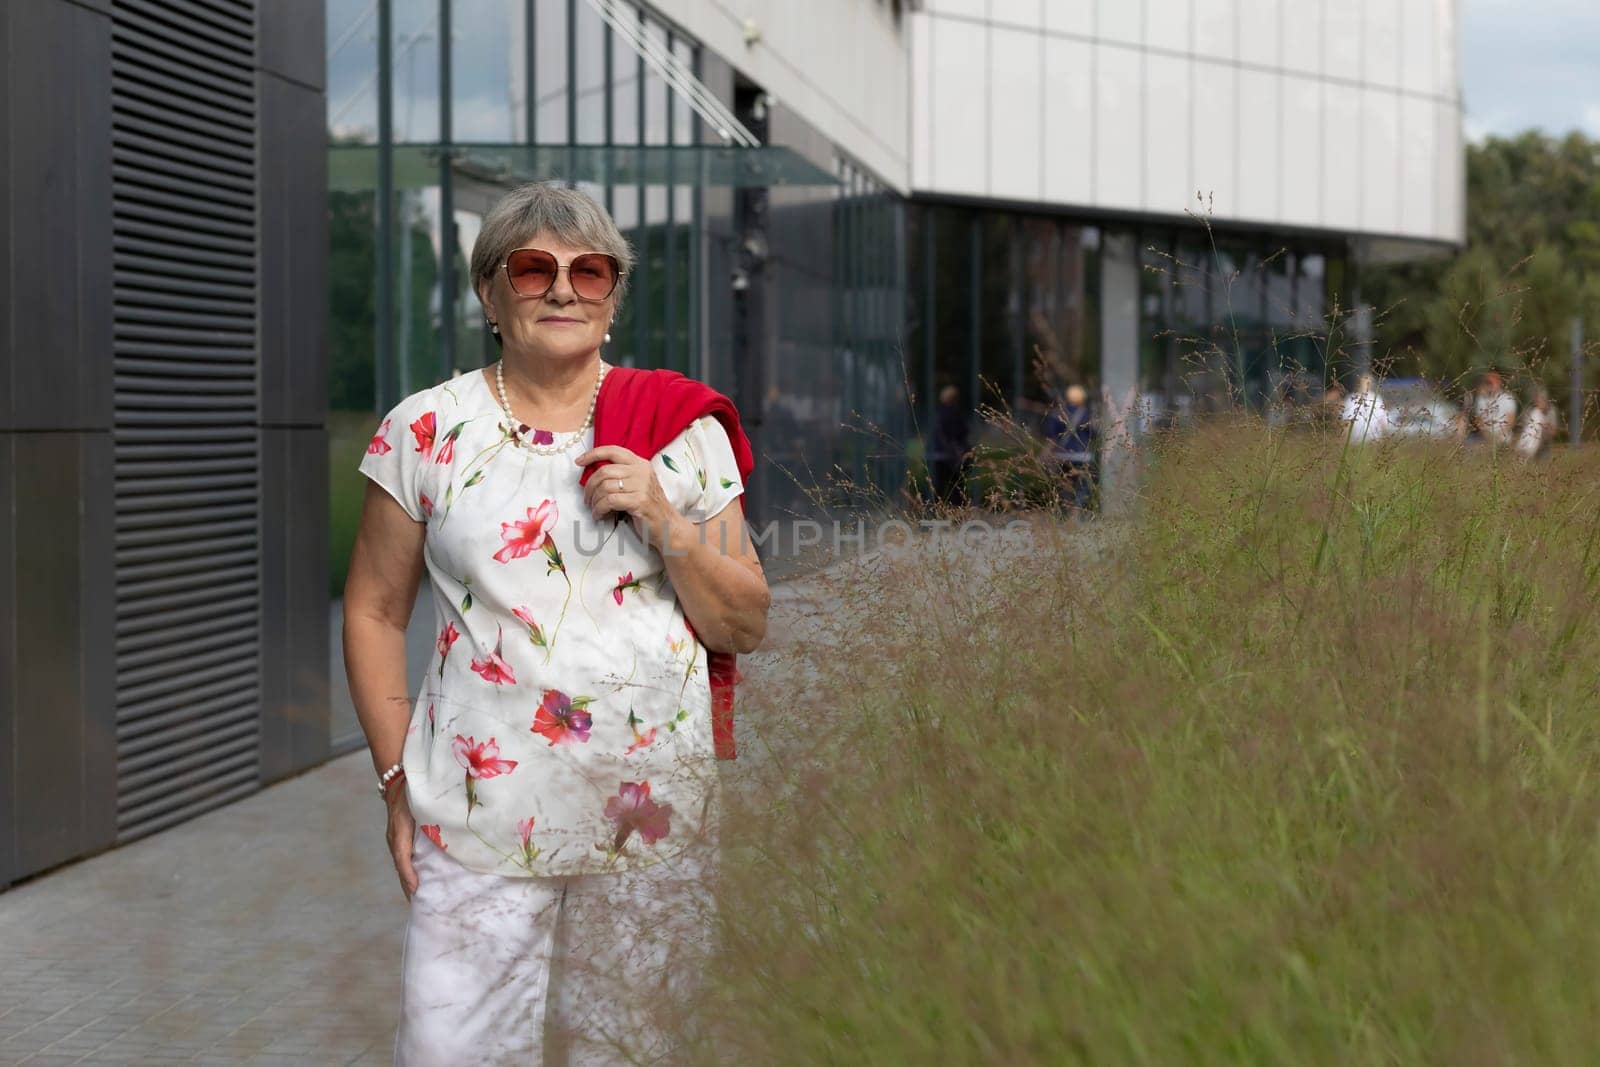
[575,446,674,534]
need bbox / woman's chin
[510,338,603,362]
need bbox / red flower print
[494,500,559,564]
[453,732,519,815]
[625,708,656,754]
[516,816,540,865]
[531,428,554,446]
[470,625,517,685]
[436,622,460,677]
[612,571,642,605]
[453,733,518,779]
[420,824,446,851]
[410,411,436,458]
[426,702,436,736]
[512,605,547,648]
[367,418,393,455]
[605,781,673,851]
[434,420,467,465]
[419,493,434,518]
[531,688,594,746]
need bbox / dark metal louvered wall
[1,0,326,888]
[109,0,263,841]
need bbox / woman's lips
[538,317,582,325]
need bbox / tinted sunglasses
[501,248,623,301]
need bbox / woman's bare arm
[343,482,427,778]
[655,501,770,655]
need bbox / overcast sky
[1462,0,1600,141]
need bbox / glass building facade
[1132,232,1345,433]
[324,0,1357,602]
[906,202,1351,441]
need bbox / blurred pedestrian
[929,384,972,507]
[1039,384,1097,511]
[1464,370,1517,447]
[1516,385,1556,460]
[1339,374,1390,443]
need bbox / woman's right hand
[385,786,420,901]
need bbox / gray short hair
[470,183,635,309]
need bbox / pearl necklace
[495,358,609,455]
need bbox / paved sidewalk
[0,519,1052,1065]
[0,751,403,1064]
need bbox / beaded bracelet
[377,761,404,797]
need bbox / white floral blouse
[358,370,745,877]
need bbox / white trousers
[394,830,717,1066]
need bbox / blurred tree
[328,189,377,412]
[1366,131,1600,405]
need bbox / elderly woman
[343,182,770,1065]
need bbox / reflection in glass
[327,0,379,143]
[451,203,488,376]
[452,0,526,143]
[978,213,1019,415]
[329,186,377,411]
[575,0,607,144]
[391,187,443,398]
[535,0,569,144]
[642,185,669,367]
[928,208,975,414]
[672,36,695,146]
[391,0,440,143]
[643,19,669,146]
[610,5,639,146]
[1021,218,1064,410]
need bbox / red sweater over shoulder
[579,366,755,759]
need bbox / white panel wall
[1364,0,1402,88]
[906,0,1465,246]
[1280,76,1321,226]
[1041,35,1093,204]
[1237,68,1280,220]
[927,12,986,194]
[1144,53,1192,217]
[1191,61,1237,217]
[1323,86,1361,230]
[1193,0,1237,60]
[990,25,1043,200]
[1361,87,1400,235]
[1238,0,1282,68]
[646,0,908,190]
[1095,46,1143,211]
[1400,95,1437,230]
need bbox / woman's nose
[544,267,577,303]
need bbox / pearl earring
[488,320,499,335]
[604,331,612,344]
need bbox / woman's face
[479,231,616,364]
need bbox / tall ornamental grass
[684,420,1600,1065]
